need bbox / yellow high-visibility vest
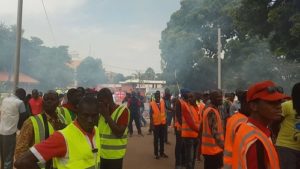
[30,112,67,169]
[56,107,73,125]
[53,123,100,169]
[98,105,129,159]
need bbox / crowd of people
[0,80,299,169]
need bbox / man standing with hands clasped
[150,90,168,159]
[97,88,129,169]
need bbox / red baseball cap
[246,80,289,102]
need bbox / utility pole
[13,0,23,93]
[217,28,222,89]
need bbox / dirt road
[123,126,204,169]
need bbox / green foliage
[160,0,300,92]
[231,0,300,61]
[112,73,126,83]
[76,56,107,87]
[0,24,73,91]
[142,67,156,80]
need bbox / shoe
[147,132,152,135]
[129,133,133,137]
[138,133,144,137]
[160,153,168,158]
[155,155,160,159]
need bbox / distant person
[29,89,43,115]
[17,94,32,129]
[150,91,168,159]
[232,80,287,169]
[97,88,129,169]
[137,91,147,127]
[62,88,81,121]
[14,96,101,169]
[127,91,143,136]
[0,88,26,169]
[275,82,300,169]
[163,89,172,144]
[15,91,67,168]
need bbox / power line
[102,63,146,72]
[40,0,57,46]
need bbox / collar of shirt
[73,120,95,138]
[247,117,271,137]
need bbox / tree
[0,24,73,90]
[160,0,300,92]
[231,0,300,61]
[112,73,126,83]
[76,56,107,87]
[142,67,156,80]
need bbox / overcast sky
[0,0,180,75]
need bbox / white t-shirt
[0,95,26,135]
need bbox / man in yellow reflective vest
[14,96,101,169]
[15,90,67,169]
[150,90,168,159]
[97,88,129,169]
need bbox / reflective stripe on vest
[180,100,200,138]
[53,123,100,169]
[98,105,129,159]
[201,107,224,155]
[30,113,67,144]
[31,113,66,169]
[232,123,280,169]
[57,107,73,125]
[150,100,166,125]
[223,112,247,169]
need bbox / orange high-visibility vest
[181,100,200,138]
[174,99,184,130]
[232,122,280,169]
[223,112,247,169]
[150,99,166,125]
[197,101,206,118]
[201,107,224,155]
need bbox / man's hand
[99,102,110,119]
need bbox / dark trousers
[183,138,199,169]
[0,133,16,169]
[175,129,185,167]
[203,152,223,169]
[128,112,141,134]
[153,124,165,156]
[277,146,300,169]
[100,158,123,169]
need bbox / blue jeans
[0,133,16,169]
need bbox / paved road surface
[123,126,204,169]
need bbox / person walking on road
[150,90,168,159]
[127,91,143,136]
[97,88,130,169]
